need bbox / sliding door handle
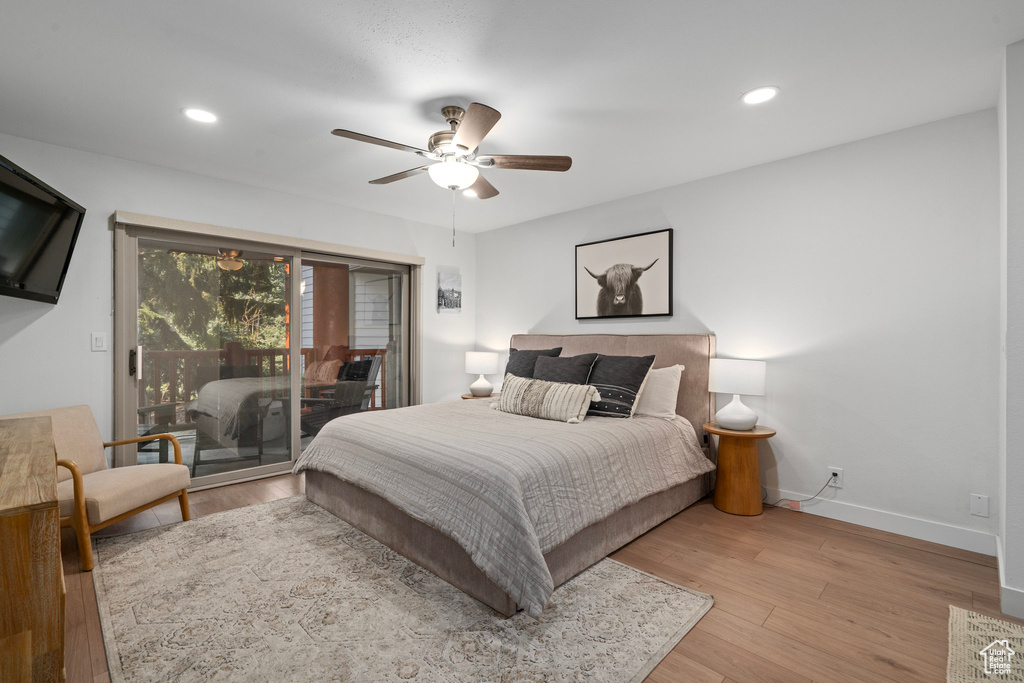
[128,349,137,377]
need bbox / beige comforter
[293,399,714,618]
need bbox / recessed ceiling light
[183,108,217,123]
[741,86,779,105]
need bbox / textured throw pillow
[504,347,562,379]
[494,374,602,424]
[634,365,685,420]
[340,358,374,382]
[586,354,656,418]
[306,359,343,384]
[533,353,598,385]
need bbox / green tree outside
[138,246,289,404]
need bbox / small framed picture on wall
[575,228,672,319]
[437,265,462,314]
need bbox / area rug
[93,496,712,682]
[948,605,1024,681]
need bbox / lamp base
[469,375,493,397]
[715,394,758,430]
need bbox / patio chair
[300,354,383,436]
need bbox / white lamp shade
[465,351,499,375]
[428,159,480,190]
[708,358,766,396]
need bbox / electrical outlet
[827,466,844,489]
[90,333,107,352]
[970,494,989,518]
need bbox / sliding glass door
[297,254,409,452]
[131,237,295,481]
[113,221,414,487]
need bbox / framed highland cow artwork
[575,228,672,319]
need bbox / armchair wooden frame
[56,433,191,571]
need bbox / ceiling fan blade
[332,129,429,156]
[368,166,432,185]
[481,155,572,172]
[465,173,499,200]
[452,103,501,151]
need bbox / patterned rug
[948,605,1024,681]
[93,496,712,682]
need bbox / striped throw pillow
[494,374,602,424]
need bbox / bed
[294,333,717,617]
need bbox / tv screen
[0,153,85,304]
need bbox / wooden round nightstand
[461,393,499,400]
[704,422,776,516]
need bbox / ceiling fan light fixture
[741,86,779,105]
[463,189,477,198]
[428,158,479,190]
[216,248,244,271]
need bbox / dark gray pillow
[340,358,373,382]
[586,354,656,418]
[533,353,598,385]
[504,347,562,379]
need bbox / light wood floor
[61,473,1023,683]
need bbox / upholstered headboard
[509,334,717,451]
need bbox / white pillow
[634,365,684,420]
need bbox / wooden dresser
[0,416,65,683]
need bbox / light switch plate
[90,333,107,352]
[970,494,989,518]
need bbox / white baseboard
[764,487,997,556]
[996,537,1024,619]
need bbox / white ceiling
[2,1,1024,233]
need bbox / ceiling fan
[331,103,572,200]
[215,248,244,271]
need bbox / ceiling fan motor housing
[429,106,472,156]
[428,130,457,153]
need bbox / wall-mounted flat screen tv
[0,153,85,304]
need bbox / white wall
[477,110,1000,552]
[0,133,476,440]
[1000,40,1024,617]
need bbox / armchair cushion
[2,405,106,482]
[57,463,190,525]
[339,358,374,382]
[306,359,343,383]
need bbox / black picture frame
[575,228,673,320]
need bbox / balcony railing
[138,344,387,419]
[139,346,290,411]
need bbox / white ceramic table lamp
[466,351,499,397]
[708,358,766,430]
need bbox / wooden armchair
[1,405,191,571]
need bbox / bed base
[305,469,711,617]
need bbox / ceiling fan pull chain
[451,189,456,247]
